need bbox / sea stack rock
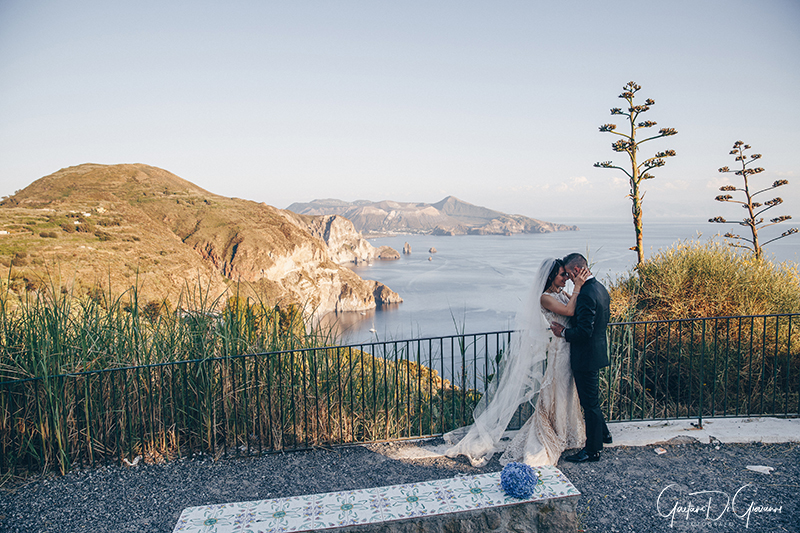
[369,281,404,306]
[377,245,400,260]
[403,242,411,255]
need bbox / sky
[1,0,799,225]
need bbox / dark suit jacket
[564,277,611,372]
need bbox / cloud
[706,176,731,190]
[659,180,691,191]
[556,176,590,193]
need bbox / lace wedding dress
[444,258,585,467]
[499,290,585,465]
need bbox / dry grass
[609,238,800,321]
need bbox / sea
[327,220,799,345]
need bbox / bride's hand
[572,267,590,291]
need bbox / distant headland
[287,197,578,237]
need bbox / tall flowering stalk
[709,141,797,260]
[595,81,678,265]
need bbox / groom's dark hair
[562,253,587,269]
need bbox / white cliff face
[229,238,383,315]
[235,210,402,315]
[272,251,369,313]
[183,207,402,316]
[303,215,377,264]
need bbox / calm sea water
[329,221,799,344]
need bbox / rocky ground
[0,439,797,533]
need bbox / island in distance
[287,196,578,236]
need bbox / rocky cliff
[0,163,401,315]
[287,196,578,236]
[289,213,379,265]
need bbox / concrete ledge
[173,466,579,533]
[604,417,800,447]
[323,495,579,532]
[375,418,800,464]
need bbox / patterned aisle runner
[173,465,579,533]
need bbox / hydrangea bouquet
[500,462,538,499]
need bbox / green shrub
[10,252,28,267]
[610,238,800,321]
[0,282,456,476]
[75,222,95,233]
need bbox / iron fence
[605,313,799,426]
[1,314,798,475]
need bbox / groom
[550,253,612,463]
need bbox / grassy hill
[0,163,392,312]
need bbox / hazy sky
[1,0,798,223]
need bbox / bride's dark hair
[543,259,563,293]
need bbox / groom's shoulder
[585,278,609,297]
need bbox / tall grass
[0,277,331,380]
[602,239,800,422]
[609,239,800,321]
[0,279,474,478]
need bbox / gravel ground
[0,439,797,533]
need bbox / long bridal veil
[444,258,557,467]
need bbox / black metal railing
[1,314,798,475]
[0,332,511,474]
[605,313,799,426]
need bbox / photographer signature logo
[657,483,782,529]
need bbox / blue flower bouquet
[500,462,538,499]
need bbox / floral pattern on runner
[173,465,579,533]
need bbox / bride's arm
[539,268,589,317]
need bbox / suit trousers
[572,369,609,454]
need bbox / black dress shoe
[564,449,600,463]
[603,434,613,444]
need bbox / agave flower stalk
[709,141,797,260]
[595,81,678,265]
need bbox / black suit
[564,277,610,454]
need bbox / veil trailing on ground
[443,258,557,467]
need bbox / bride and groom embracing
[444,253,612,467]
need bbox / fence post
[695,320,706,429]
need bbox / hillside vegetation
[609,239,800,321]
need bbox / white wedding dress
[444,258,585,467]
[499,290,585,465]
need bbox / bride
[444,258,587,467]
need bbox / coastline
[338,222,800,344]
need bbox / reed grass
[0,277,467,478]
